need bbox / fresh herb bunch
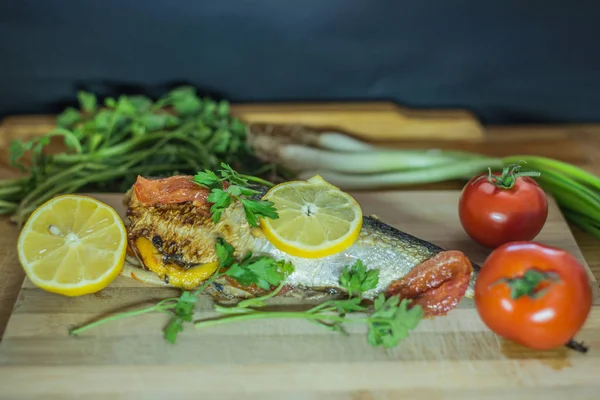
[70,237,423,348]
[2,86,261,226]
[194,162,279,227]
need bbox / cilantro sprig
[194,162,279,227]
[69,243,422,349]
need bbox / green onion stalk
[1,86,599,241]
[246,124,600,240]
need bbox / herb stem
[45,128,84,153]
[191,269,225,297]
[0,177,29,188]
[565,339,589,354]
[193,310,361,329]
[52,132,169,163]
[0,202,18,214]
[305,300,340,314]
[238,173,275,188]
[70,298,179,336]
[0,186,24,197]
[12,163,191,224]
[16,163,87,212]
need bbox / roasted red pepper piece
[385,250,473,317]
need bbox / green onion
[280,145,483,174]
[563,210,600,237]
[317,132,376,152]
[269,129,600,239]
[296,158,504,189]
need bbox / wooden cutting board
[0,101,484,149]
[0,191,599,399]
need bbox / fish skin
[123,181,479,306]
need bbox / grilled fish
[122,175,478,317]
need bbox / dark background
[1,0,599,124]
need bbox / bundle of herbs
[2,86,600,240]
[2,87,276,226]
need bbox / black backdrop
[1,0,599,124]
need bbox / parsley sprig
[70,239,423,349]
[193,258,423,349]
[69,237,294,343]
[340,259,380,298]
[194,163,279,227]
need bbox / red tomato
[458,167,548,249]
[474,241,593,350]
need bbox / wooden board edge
[0,100,485,143]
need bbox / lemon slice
[259,175,363,258]
[17,195,127,296]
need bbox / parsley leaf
[225,256,292,290]
[174,291,198,322]
[193,163,279,227]
[194,170,221,189]
[367,294,423,348]
[332,297,367,314]
[164,318,184,344]
[77,91,97,113]
[162,290,199,344]
[207,189,233,223]
[339,259,380,297]
[219,162,249,186]
[56,107,81,128]
[240,198,279,227]
[215,237,236,267]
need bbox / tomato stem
[487,161,541,189]
[492,268,560,300]
[565,339,589,354]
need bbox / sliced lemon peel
[259,175,363,258]
[17,195,127,296]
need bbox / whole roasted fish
[122,175,478,317]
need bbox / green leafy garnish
[339,259,379,298]
[77,91,97,113]
[367,294,423,348]
[215,237,236,267]
[225,254,294,290]
[70,237,295,344]
[2,86,266,226]
[192,256,419,349]
[196,282,421,349]
[69,239,421,349]
[163,291,199,344]
[194,162,279,227]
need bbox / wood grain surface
[0,191,599,399]
[0,101,485,144]
[232,102,485,140]
[1,106,600,398]
[2,113,600,343]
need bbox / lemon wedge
[259,175,363,258]
[17,195,127,296]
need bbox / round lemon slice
[17,195,127,296]
[259,175,363,258]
